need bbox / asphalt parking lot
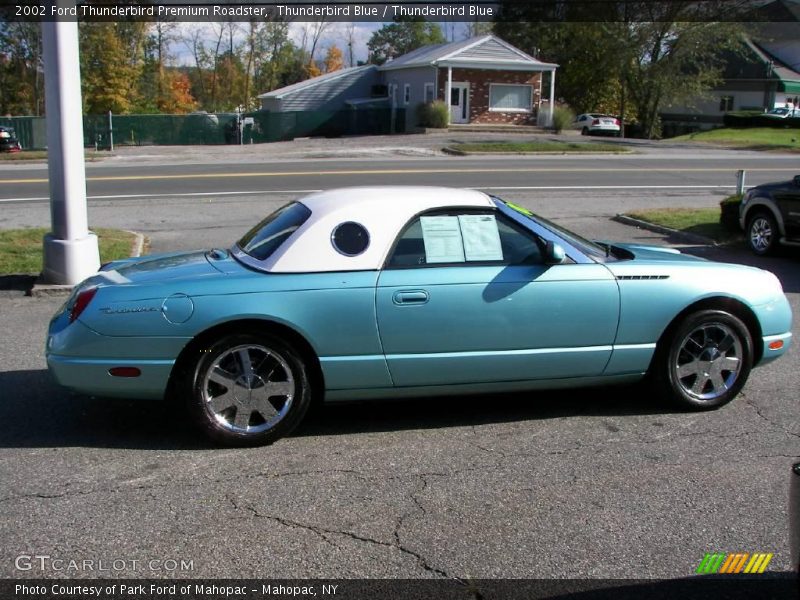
[0,181,798,583]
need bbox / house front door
[449,83,469,124]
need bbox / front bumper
[758,332,792,365]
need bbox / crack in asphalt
[225,488,455,580]
[743,394,800,440]
[0,468,368,506]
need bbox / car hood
[609,242,707,263]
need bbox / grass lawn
[626,208,742,244]
[448,141,629,154]
[671,127,800,151]
[0,150,48,161]
[0,228,139,274]
[0,150,107,161]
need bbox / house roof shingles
[378,35,557,72]
[258,65,377,99]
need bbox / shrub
[719,194,742,231]
[722,113,800,128]
[417,101,449,128]
[551,106,575,134]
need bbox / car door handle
[392,290,429,305]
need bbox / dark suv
[739,175,800,255]
[0,126,21,152]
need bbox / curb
[612,214,718,246]
[441,146,633,156]
[127,230,146,258]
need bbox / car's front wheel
[747,211,779,256]
[186,332,312,446]
[581,127,589,136]
[654,310,753,410]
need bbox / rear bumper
[46,354,173,399]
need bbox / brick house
[258,35,558,130]
[381,35,558,128]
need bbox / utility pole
[41,5,100,285]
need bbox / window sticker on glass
[458,214,503,261]
[420,216,465,263]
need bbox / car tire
[653,309,752,411]
[747,211,779,256]
[185,332,312,446]
[581,127,589,136]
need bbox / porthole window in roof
[332,222,370,256]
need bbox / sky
[172,22,381,67]
[170,21,478,71]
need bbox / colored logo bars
[696,552,773,574]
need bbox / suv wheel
[747,211,779,256]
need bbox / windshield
[495,198,609,259]
[769,108,789,115]
[235,202,311,261]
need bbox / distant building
[662,1,800,131]
[258,35,558,131]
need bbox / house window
[719,96,734,111]
[489,84,533,112]
[404,84,411,105]
[424,83,435,103]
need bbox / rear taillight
[69,287,98,323]
[614,118,620,125]
[592,119,600,125]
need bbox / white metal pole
[549,69,556,127]
[41,8,100,285]
[445,66,452,125]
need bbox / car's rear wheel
[654,310,752,410]
[186,332,311,446]
[747,211,779,256]
[581,127,589,136]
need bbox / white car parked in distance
[764,107,800,118]
[573,113,621,136]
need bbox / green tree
[0,22,43,115]
[252,22,305,95]
[367,17,446,65]
[495,2,743,137]
[79,23,143,114]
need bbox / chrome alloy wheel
[201,344,295,433]
[749,216,773,253]
[673,322,743,402]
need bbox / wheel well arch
[167,319,324,402]
[743,200,784,235]
[654,296,763,365]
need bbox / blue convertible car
[47,187,792,446]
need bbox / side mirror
[545,241,566,264]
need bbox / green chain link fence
[0,108,404,150]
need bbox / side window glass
[387,213,543,268]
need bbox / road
[0,149,798,587]
[2,155,799,202]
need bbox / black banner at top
[0,0,797,22]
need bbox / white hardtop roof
[263,186,494,273]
